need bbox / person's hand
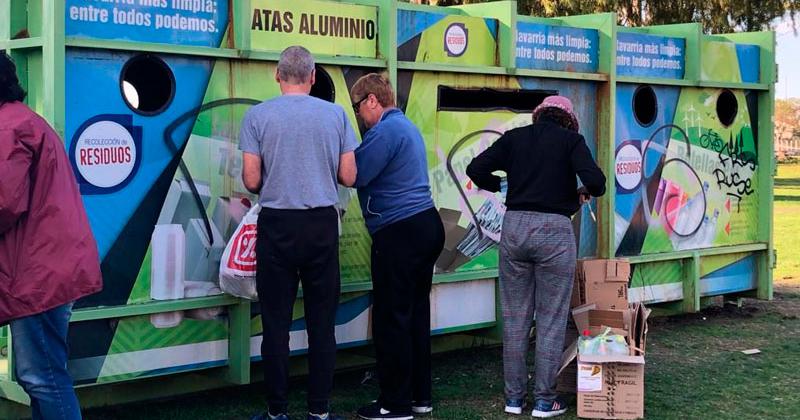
[577,186,591,205]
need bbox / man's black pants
[370,207,445,413]
[256,206,340,415]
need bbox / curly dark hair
[0,51,27,104]
[533,107,578,132]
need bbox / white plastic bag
[219,204,260,299]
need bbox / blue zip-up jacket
[354,108,435,234]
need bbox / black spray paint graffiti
[164,98,262,245]
[705,128,757,211]
[639,124,708,238]
[445,129,504,240]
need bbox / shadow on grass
[774,195,800,202]
[775,178,800,187]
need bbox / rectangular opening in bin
[437,86,556,113]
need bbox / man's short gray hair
[277,46,315,84]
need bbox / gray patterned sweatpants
[499,210,576,403]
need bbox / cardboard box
[572,304,631,344]
[569,303,651,419]
[574,259,631,310]
[572,303,650,356]
[557,319,580,393]
[577,354,645,419]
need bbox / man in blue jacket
[349,74,444,420]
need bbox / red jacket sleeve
[0,129,33,234]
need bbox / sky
[776,15,800,99]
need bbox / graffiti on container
[708,128,756,211]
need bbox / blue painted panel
[65,50,214,260]
[66,1,228,47]
[516,22,599,73]
[735,44,761,83]
[397,9,447,46]
[617,32,685,79]
[700,255,757,295]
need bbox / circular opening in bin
[633,85,658,127]
[310,65,335,103]
[120,55,175,115]
[716,89,738,127]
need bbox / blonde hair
[350,73,395,107]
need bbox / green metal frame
[0,0,776,415]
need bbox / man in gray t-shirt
[239,91,358,209]
[239,46,357,420]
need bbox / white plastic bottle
[150,224,186,328]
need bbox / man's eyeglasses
[352,95,369,114]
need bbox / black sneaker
[411,400,432,415]
[357,402,414,420]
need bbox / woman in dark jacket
[467,96,606,418]
[0,52,102,420]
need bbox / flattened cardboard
[571,274,582,308]
[439,208,466,250]
[558,340,579,375]
[556,320,580,393]
[556,361,578,394]
[435,208,470,272]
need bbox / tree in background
[405,0,798,33]
[776,98,800,160]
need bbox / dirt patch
[746,287,800,319]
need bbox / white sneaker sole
[412,406,433,414]
[505,406,524,415]
[531,407,568,418]
[358,415,413,420]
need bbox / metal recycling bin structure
[0,0,776,415]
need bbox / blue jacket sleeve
[353,127,396,188]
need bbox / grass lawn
[83,165,800,420]
[85,294,800,420]
[774,163,800,284]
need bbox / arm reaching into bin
[338,151,357,187]
[238,108,263,194]
[338,106,358,187]
[242,152,262,194]
[570,135,606,198]
[466,136,510,193]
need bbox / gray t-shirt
[238,94,359,209]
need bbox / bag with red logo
[219,203,260,300]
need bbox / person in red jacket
[0,52,102,420]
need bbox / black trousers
[370,207,445,412]
[256,206,340,414]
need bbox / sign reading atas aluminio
[250,0,378,58]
